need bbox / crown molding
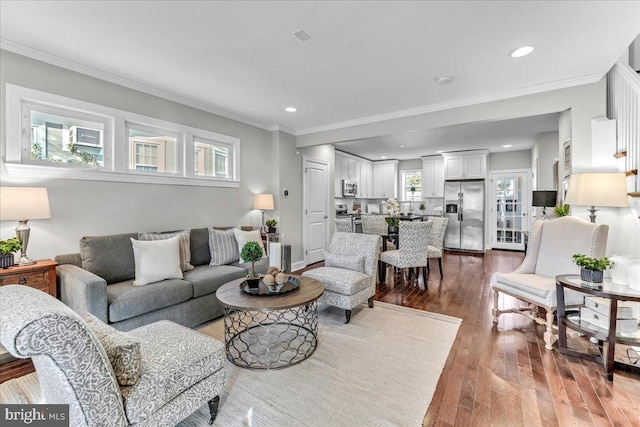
[268,124,297,135]
[1,39,275,132]
[296,72,603,136]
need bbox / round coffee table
[215,275,324,370]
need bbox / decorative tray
[240,276,300,296]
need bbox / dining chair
[361,215,396,250]
[334,217,353,233]
[379,221,431,292]
[426,217,449,279]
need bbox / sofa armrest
[57,264,108,323]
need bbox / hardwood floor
[296,250,640,427]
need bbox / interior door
[304,157,329,265]
[491,171,529,251]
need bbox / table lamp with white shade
[564,173,628,223]
[0,187,51,265]
[253,193,274,233]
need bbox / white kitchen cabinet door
[361,162,372,197]
[444,156,464,180]
[422,157,445,197]
[383,163,397,198]
[372,163,385,198]
[464,154,485,178]
[354,161,362,197]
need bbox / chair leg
[544,310,557,351]
[345,310,352,324]
[492,289,500,323]
[421,266,428,291]
[368,296,374,308]
[438,258,443,279]
[208,396,220,425]
[401,268,408,293]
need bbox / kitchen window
[5,84,240,187]
[400,170,422,201]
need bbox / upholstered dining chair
[426,217,449,279]
[361,215,396,250]
[334,217,353,233]
[0,285,226,426]
[379,221,432,292]
[491,216,608,350]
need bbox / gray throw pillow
[208,228,239,265]
[325,251,365,273]
[80,233,138,284]
[138,229,194,271]
[84,312,142,386]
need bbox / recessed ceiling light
[436,150,444,153]
[503,144,512,148]
[285,106,297,113]
[434,75,453,85]
[293,29,311,42]
[380,155,387,159]
[400,145,405,148]
[509,46,534,58]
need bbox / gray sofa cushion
[107,279,193,323]
[183,265,247,298]
[80,233,138,284]
[190,228,211,267]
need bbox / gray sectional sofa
[55,228,291,331]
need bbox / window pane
[401,171,421,200]
[194,141,230,178]
[129,129,177,173]
[30,111,104,166]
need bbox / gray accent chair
[380,221,432,292]
[0,285,226,426]
[491,216,609,350]
[302,232,381,324]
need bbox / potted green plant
[0,238,21,269]
[265,219,278,234]
[572,253,613,283]
[419,202,426,212]
[241,241,264,289]
[554,204,570,217]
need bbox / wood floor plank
[296,249,640,426]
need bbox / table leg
[606,300,618,381]
[556,283,567,350]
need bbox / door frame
[302,156,330,266]
[489,168,531,251]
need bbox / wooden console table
[556,274,640,381]
[0,259,58,383]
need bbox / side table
[0,259,58,383]
[556,274,640,381]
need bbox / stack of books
[580,297,639,334]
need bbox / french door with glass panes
[491,171,530,251]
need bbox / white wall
[0,50,299,262]
[488,150,532,171]
[531,132,559,190]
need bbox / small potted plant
[241,241,264,289]
[0,238,21,269]
[265,219,278,234]
[554,204,570,217]
[419,202,426,213]
[572,253,613,283]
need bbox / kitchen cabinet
[422,156,445,197]
[335,152,373,198]
[372,161,398,198]
[443,151,487,180]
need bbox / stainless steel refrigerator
[444,180,485,252]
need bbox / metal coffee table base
[223,300,319,370]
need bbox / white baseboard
[291,261,306,273]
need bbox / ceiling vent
[293,29,311,42]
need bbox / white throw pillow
[233,228,265,261]
[609,255,633,285]
[130,236,183,286]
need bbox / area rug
[0,303,461,426]
[182,302,461,426]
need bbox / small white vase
[627,260,640,292]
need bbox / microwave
[342,180,358,198]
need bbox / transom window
[6,84,240,188]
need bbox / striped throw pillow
[138,229,194,271]
[208,228,239,265]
